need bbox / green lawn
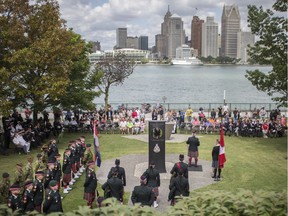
[1,132,287,212]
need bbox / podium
[148,121,166,173]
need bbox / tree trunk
[32,107,38,124]
[104,87,109,112]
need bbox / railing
[95,102,287,117]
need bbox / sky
[58,0,275,50]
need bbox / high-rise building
[191,16,204,56]
[237,31,255,63]
[127,36,139,49]
[155,6,185,59]
[202,17,218,58]
[221,5,241,58]
[116,28,127,49]
[91,41,101,52]
[138,36,148,50]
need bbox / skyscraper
[202,17,218,58]
[221,5,241,58]
[156,6,185,59]
[191,16,204,57]
[126,36,139,49]
[116,28,127,49]
[138,36,148,50]
[237,31,255,63]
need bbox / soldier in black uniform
[107,159,126,186]
[47,139,59,161]
[142,162,160,208]
[69,142,79,180]
[168,170,189,206]
[102,170,124,202]
[62,148,73,194]
[23,180,34,212]
[54,154,62,189]
[186,130,200,166]
[33,171,44,213]
[7,184,23,212]
[83,161,97,208]
[75,139,82,176]
[44,160,56,194]
[79,136,86,172]
[212,140,221,181]
[131,175,154,207]
[43,180,63,214]
[170,154,189,181]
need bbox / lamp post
[162,96,167,112]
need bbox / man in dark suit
[186,130,200,167]
[102,170,124,203]
[131,175,155,207]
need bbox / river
[94,65,273,104]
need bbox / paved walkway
[96,153,215,212]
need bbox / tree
[245,0,287,107]
[93,52,136,111]
[0,0,86,121]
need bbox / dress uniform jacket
[107,166,126,186]
[54,161,62,182]
[44,169,55,189]
[186,136,200,151]
[84,168,97,193]
[169,175,189,198]
[142,168,160,187]
[170,162,189,179]
[23,189,34,212]
[131,185,154,206]
[43,190,63,214]
[8,194,23,212]
[0,179,10,204]
[33,179,44,206]
[48,143,58,160]
[102,177,123,201]
[62,155,72,174]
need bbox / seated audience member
[119,118,127,134]
[262,120,269,138]
[12,132,31,153]
[70,118,78,131]
[140,118,146,133]
[126,119,134,135]
[134,119,141,134]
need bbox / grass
[0,131,286,212]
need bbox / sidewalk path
[96,153,215,212]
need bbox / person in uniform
[33,170,44,213]
[186,130,200,167]
[44,160,56,194]
[43,180,63,214]
[83,161,98,208]
[54,154,62,190]
[69,142,79,180]
[102,170,124,203]
[62,148,73,194]
[23,180,34,212]
[41,144,49,166]
[107,159,126,187]
[14,163,24,193]
[34,153,46,173]
[82,144,93,169]
[75,139,82,176]
[79,136,86,172]
[0,172,10,204]
[7,184,23,212]
[212,139,221,181]
[47,139,59,161]
[142,162,160,208]
[131,175,154,207]
[170,154,189,181]
[168,170,189,206]
[24,155,34,181]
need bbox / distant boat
[171,57,203,66]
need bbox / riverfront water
[94,65,273,104]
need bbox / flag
[93,120,101,167]
[219,125,226,168]
[96,150,101,167]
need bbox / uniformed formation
[0,131,222,212]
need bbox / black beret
[35,171,44,175]
[86,143,91,147]
[25,180,33,187]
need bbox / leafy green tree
[0,0,87,121]
[246,0,287,107]
[93,52,136,111]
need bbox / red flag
[219,125,226,168]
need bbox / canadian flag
[219,125,226,168]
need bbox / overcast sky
[58,0,275,50]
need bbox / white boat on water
[171,57,203,66]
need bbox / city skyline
[58,0,276,50]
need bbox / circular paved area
[97,153,215,212]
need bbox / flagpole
[223,90,226,104]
